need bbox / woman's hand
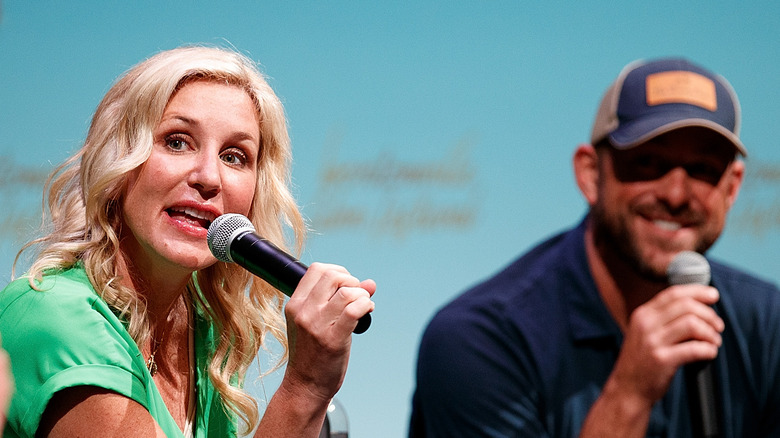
[255,263,375,438]
[283,263,376,402]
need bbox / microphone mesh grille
[667,251,711,285]
[207,213,255,263]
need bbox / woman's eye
[221,148,248,166]
[165,135,189,151]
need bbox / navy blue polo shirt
[410,218,780,437]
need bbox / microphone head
[207,213,256,263]
[667,251,711,285]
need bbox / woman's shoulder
[0,266,153,438]
[0,264,141,385]
[1,265,97,312]
[0,265,122,345]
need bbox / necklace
[146,314,170,377]
[146,291,192,377]
[146,336,162,376]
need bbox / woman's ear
[573,144,600,206]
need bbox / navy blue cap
[591,58,746,155]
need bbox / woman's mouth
[167,206,217,229]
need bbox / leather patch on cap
[645,71,717,111]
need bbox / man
[410,58,780,437]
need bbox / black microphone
[207,213,372,334]
[667,251,720,438]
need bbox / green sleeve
[0,268,182,437]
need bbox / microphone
[207,213,372,334]
[667,251,720,438]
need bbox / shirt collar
[561,216,623,344]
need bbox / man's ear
[573,144,600,206]
[723,158,745,208]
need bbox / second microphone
[207,213,372,334]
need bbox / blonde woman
[0,45,376,438]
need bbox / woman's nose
[188,150,222,198]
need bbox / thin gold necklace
[146,309,173,376]
[147,336,162,376]
[146,291,191,377]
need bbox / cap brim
[609,117,747,156]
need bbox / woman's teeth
[169,207,217,227]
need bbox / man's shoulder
[428,227,579,332]
[711,258,780,297]
[710,259,780,320]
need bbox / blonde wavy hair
[16,45,305,433]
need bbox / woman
[0,45,376,437]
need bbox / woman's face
[120,80,260,277]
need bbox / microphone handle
[684,360,721,438]
[231,232,372,334]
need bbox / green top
[0,265,236,437]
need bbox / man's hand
[580,284,723,438]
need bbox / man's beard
[590,201,719,283]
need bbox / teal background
[1,2,779,436]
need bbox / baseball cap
[590,58,746,156]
